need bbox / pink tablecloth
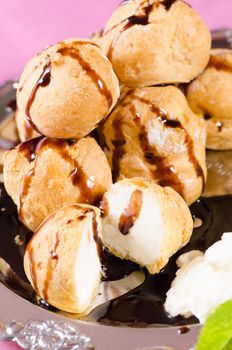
[0,0,231,349]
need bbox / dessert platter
[0,1,232,349]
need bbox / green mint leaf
[224,338,232,350]
[196,300,232,350]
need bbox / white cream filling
[74,220,101,311]
[102,182,165,266]
[165,232,232,323]
[146,119,186,154]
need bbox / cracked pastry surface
[3,136,112,231]
[16,39,120,139]
[187,49,232,150]
[24,204,102,313]
[102,85,207,205]
[100,177,193,274]
[97,0,211,87]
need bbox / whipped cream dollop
[165,232,232,323]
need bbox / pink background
[0,0,232,85]
[0,0,231,349]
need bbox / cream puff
[187,49,232,150]
[100,178,193,274]
[17,39,120,139]
[3,136,112,231]
[102,85,207,205]
[99,0,211,87]
[24,204,102,313]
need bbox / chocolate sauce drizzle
[24,120,35,140]
[18,137,43,221]
[111,91,204,195]
[106,0,176,60]
[50,232,60,260]
[18,137,98,223]
[162,0,177,10]
[204,113,212,121]
[92,211,105,263]
[111,90,136,182]
[25,61,51,134]
[112,120,127,182]
[208,56,232,74]
[27,206,102,303]
[119,190,143,235]
[216,121,224,132]
[22,41,113,137]
[50,139,97,204]
[58,46,113,108]
[135,116,184,196]
[137,95,205,187]
[19,169,35,221]
[178,326,190,334]
[18,137,43,161]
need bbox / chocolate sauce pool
[1,181,232,326]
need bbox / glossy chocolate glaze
[118,189,143,235]
[1,180,232,326]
